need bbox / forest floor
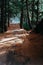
[0,24,43,65]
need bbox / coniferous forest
[0,0,43,32]
[0,0,43,65]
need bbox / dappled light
[0,0,43,65]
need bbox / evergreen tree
[20,0,24,28]
[1,0,7,33]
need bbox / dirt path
[0,51,43,65]
[0,26,43,65]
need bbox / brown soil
[8,24,20,30]
[0,24,20,39]
[0,24,43,65]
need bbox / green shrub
[22,22,30,31]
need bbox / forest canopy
[0,0,43,33]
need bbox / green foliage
[8,0,21,17]
[1,0,43,29]
[23,22,30,31]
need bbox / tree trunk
[32,0,34,23]
[1,0,7,33]
[1,0,4,33]
[4,0,7,31]
[26,0,32,29]
[8,0,10,27]
[20,0,24,28]
[37,0,39,23]
[8,14,10,27]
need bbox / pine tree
[20,0,24,28]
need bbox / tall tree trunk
[1,0,7,33]
[1,0,4,33]
[37,0,39,23]
[8,14,10,27]
[8,0,10,27]
[26,0,32,29]
[4,0,7,31]
[32,0,34,24]
[20,0,24,28]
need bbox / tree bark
[37,0,39,23]
[4,0,7,31]
[1,0,7,33]
[26,0,32,29]
[1,0,4,33]
[20,0,24,28]
[8,0,10,27]
[32,0,34,23]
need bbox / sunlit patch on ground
[0,28,43,65]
